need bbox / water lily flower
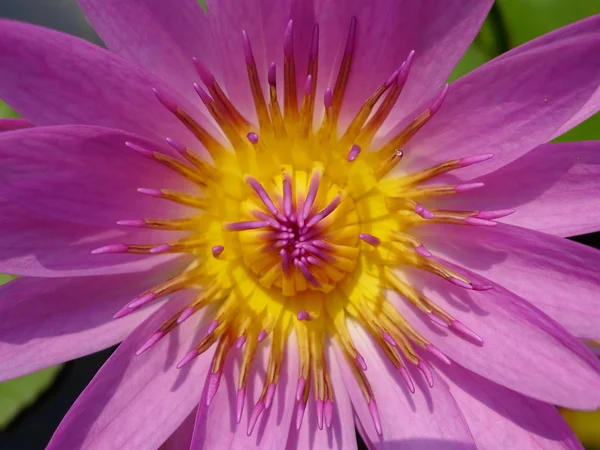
[1,1,600,449]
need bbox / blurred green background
[0,0,599,448]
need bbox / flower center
[228,167,359,295]
[93,16,514,436]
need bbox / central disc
[235,166,360,296]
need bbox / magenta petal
[418,224,600,341]
[285,347,358,450]
[400,29,600,179]
[498,14,600,139]
[0,20,213,148]
[335,326,476,448]
[47,292,212,450]
[391,262,600,410]
[161,408,196,450]
[190,334,299,449]
[437,142,600,237]
[437,362,582,449]
[0,118,33,132]
[0,265,172,381]
[314,0,493,129]
[0,199,184,277]
[78,0,217,103]
[0,126,192,227]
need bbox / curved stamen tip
[295,377,306,401]
[126,141,154,159]
[235,335,246,349]
[382,332,396,347]
[460,153,494,167]
[359,233,380,247]
[247,132,259,144]
[177,306,195,324]
[472,283,494,291]
[304,75,313,95]
[268,62,277,87]
[427,344,451,365]
[355,353,368,371]
[150,243,171,254]
[152,88,178,113]
[265,383,277,409]
[116,219,148,228]
[368,398,383,436]
[284,20,294,58]
[452,320,484,344]
[236,388,246,424]
[465,216,497,227]
[297,310,312,321]
[212,245,224,258]
[193,83,212,104]
[192,57,216,85]
[207,320,219,335]
[206,371,222,406]
[166,136,187,155]
[324,400,334,428]
[429,84,449,115]
[91,244,129,255]
[128,292,157,309]
[136,330,166,356]
[310,24,320,60]
[177,348,199,369]
[316,398,324,430]
[455,182,485,193]
[399,366,415,394]
[417,360,434,388]
[414,205,434,220]
[258,329,268,342]
[415,244,432,258]
[398,50,415,85]
[241,30,255,65]
[347,144,361,162]
[137,187,163,198]
[324,88,334,108]
[474,209,515,220]
[449,277,473,290]
[247,401,266,436]
[345,16,357,55]
[113,304,138,319]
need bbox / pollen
[93,17,513,436]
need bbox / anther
[347,144,361,162]
[451,320,484,344]
[359,233,380,247]
[91,244,129,255]
[417,360,434,388]
[212,245,224,258]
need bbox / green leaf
[497,0,600,47]
[0,366,63,429]
[0,100,18,119]
[0,277,64,429]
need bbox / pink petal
[496,14,600,139]
[0,199,183,277]
[391,262,600,410]
[314,0,493,130]
[0,264,173,381]
[47,291,212,450]
[190,334,299,449]
[0,20,213,149]
[335,325,476,448]
[417,223,600,341]
[0,126,192,227]
[437,361,582,449]
[399,29,600,180]
[285,346,358,450]
[160,408,196,450]
[0,118,33,132]
[437,142,600,237]
[204,0,312,122]
[78,0,217,104]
